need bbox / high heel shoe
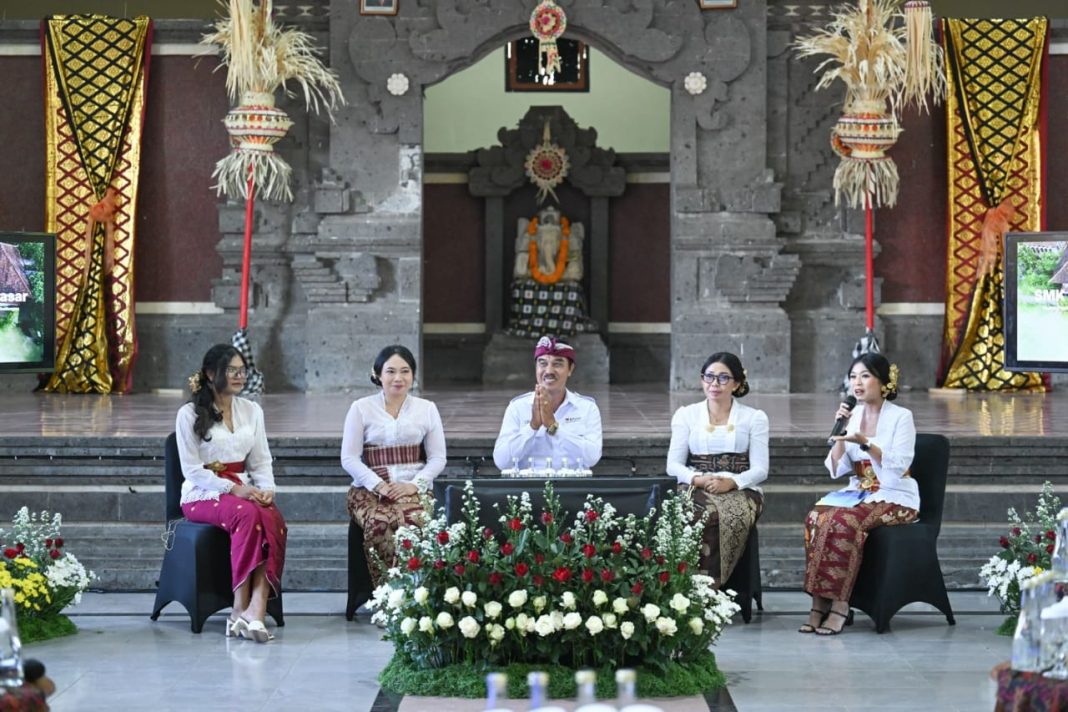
[241,619,273,643]
[815,608,854,636]
[798,608,828,634]
[226,615,248,638]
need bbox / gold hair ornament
[188,371,203,394]
[881,363,900,397]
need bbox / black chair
[849,433,955,633]
[722,525,763,624]
[150,433,284,633]
[346,520,373,621]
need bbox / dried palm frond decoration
[794,0,945,208]
[202,0,345,201]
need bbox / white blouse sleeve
[554,399,603,467]
[666,406,695,484]
[493,398,538,470]
[175,406,233,494]
[868,406,916,489]
[413,401,447,486]
[341,401,385,491]
[246,402,275,491]
[728,409,769,491]
[825,411,859,478]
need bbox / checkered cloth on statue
[506,279,597,338]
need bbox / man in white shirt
[492,337,603,471]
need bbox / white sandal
[226,615,248,638]
[241,619,273,643]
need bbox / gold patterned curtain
[938,18,1047,392]
[42,15,151,394]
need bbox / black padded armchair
[722,525,763,624]
[346,520,373,621]
[150,432,284,633]
[849,433,955,633]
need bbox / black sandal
[814,609,854,636]
[799,607,828,634]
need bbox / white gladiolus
[533,595,547,613]
[689,617,704,635]
[509,589,529,608]
[642,603,661,622]
[585,615,604,635]
[413,586,429,604]
[436,611,455,629]
[444,587,460,604]
[563,612,583,630]
[612,597,629,615]
[669,593,691,613]
[562,591,577,610]
[656,617,678,636]
[621,621,635,639]
[459,616,480,638]
[400,617,417,635]
[461,591,478,608]
[484,601,503,619]
[592,590,608,607]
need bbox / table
[996,668,1068,711]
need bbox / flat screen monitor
[1004,231,1068,373]
[0,232,56,373]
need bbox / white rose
[484,601,503,619]
[641,603,661,622]
[418,616,434,633]
[533,595,547,613]
[461,591,478,608]
[505,617,516,630]
[436,611,455,629]
[459,616,480,639]
[585,616,604,635]
[400,617,417,635]
[602,613,618,629]
[413,586,429,604]
[387,588,406,609]
[508,589,529,608]
[592,590,608,607]
[656,617,678,636]
[516,613,532,633]
[488,623,506,642]
[552,611,564,630]
[621,621,635,639]
[612,597,629,615]
[534,614,557,637]
[689,617,704,635]
[563,612,583,630]
[562,591,577,610]
[444,587,460,604]
[670,593,691,613]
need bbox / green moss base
[19,614,78,644]
[379,651,726,700]
[996,615,1018,637]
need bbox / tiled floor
[1,386,1065,439]
[24,591,1010,712]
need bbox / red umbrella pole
[239,173,255,330]
[865,195,875,331]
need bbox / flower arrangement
[979,482,1062,635]
[370,482,738,698]
[0,507,95,643]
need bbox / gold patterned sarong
[42,15,151,393]
[682,452,763,586]
[938,18,1047,392]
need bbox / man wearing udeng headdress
[493,337,602,471]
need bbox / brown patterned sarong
[803,501,917,601]
[681,452,763,586]
[347,444,431,588]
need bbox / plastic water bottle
[1014,572,1053,671]
[0,588,23,688]
[574,669,616,712]
[527,671,566,712]
[485,672,513,712]
[614,669,664,712]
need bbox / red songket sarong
[182,461,287,597]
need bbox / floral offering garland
[525,119,570,204]
[527,215,572,285]
[530,0,567,82]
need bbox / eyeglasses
[225,367,248,378]
[701,372,734,385]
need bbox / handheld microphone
[827,395,857,445]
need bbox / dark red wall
[423,183,485,322]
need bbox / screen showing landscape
[0,232,55,373]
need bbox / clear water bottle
[527,671,566,712]
[485,672,513,712]
[575,669,616,712]
[0,588,24,688]
[1014,572,1054,671]
[614,669,664,712]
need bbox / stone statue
[514,206,584,283]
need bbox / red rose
[401,539,413,550]
[640,547,653,560]
[407,556,421,571]
[582,544,597,558]
[468,550,480,564]
[1048,530,1058,541]
[611,541,623,555]
[533,574,545,587]
[582,569,595,583]
[677,562,688,574]
[1048,543,1056,555]
[541,512,553,525]
[488,572,503,586]
[1011,527,1022,536]
[454,563,466,576]
[501,542,515,556]
[15,543,24,553]
[658,571,670,583]
[631,581,643,595]
[2,548,16,559]
[54,538,63,548]
[483,527,494,540]
[560,533,573,544]
[656,555,666,565]
[1000,536,1010,548]
[586,510,599,523]
[44,538,53,548]
[1028,553,1038,564]
[437,531,450,545]
[1036,534,1044,544]
[509,518,523,532]
[515,562,530,576]
[600,568,614,582]
[534,552,546,565]
[552,566,572,583]
[433,559,446,570]
[49,549,61,560]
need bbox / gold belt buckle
[205,461,226,473]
